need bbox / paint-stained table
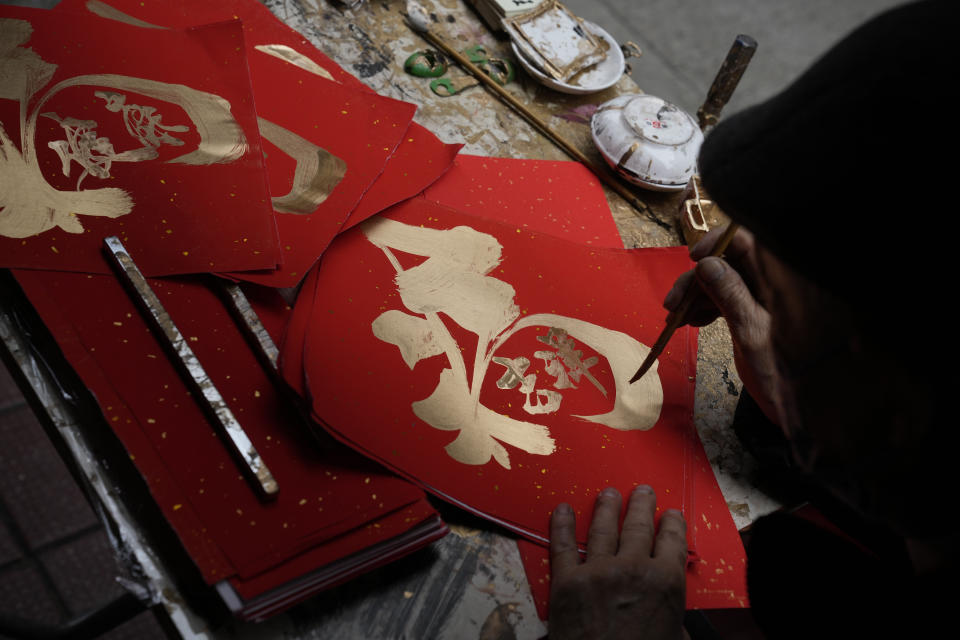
[0,1,779,638]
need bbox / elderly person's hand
[663,226,782,425]
[548,486,689,640]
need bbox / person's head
[747,236,951,538]
[699,0,959,539]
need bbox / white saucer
[511,21,624,95]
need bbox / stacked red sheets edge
[281,155,749,618]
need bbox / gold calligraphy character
[96,91,188,149]
[492,355,562,415]
[364,217,664,470]
[492,355,534,391]
[1,17,249,239]
[535,327,606,396]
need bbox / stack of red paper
[0,0,748,625]
[282,161,749,617]
[0,0,458,621]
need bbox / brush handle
[630,222,740,383]
[697,34,757,131]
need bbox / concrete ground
[4,0,914,117]
[1,0,910,123]
[562,0,907,118]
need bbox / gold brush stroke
[254,44,336,82]
[26,75,247,166]
[1,20,132,238]
[83,0,167,29]
[372,309,444,369]
[0,19,56,134]
[2,21,247,238]
[484,314,663,430]
[257,117,346,214]
[363,218,520,342]
[414,369,556,469]
[1,121,132,238]
[364,218,552,469]
[364,218,664,470]
[524,388,562,415]
[370,220,519,414]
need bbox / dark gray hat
[699,0,957,315]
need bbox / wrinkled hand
[663,226,781,424]
[548,486,689,640]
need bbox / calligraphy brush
[629,221,740,383]
[403,2,670,231]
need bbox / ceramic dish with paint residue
[590,94,703,192]
[512,21,624,95]
[503,1,606,81]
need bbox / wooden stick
[406,18,670,231]
[629,222,740,383]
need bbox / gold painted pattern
[1,18,248,238]
[362,218,663,470]
[83,0,166,29]
[372,309,444,369]
[257,117,346,214]
[254,44,337,82]
[28,74,247,166]
[43,93,189,188]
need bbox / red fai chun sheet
[13,266,443,620]
[300,197,698,546]
[55,0,462,286]
[424,154,623,247]
[425,156,749,610]
[0,7,279,276]
[279,158,749,611]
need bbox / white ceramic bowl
[511,21,624,95]
[590,94,703,191]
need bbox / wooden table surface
[0,1,779,637]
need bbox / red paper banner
[424,155,623,247]
[14,266,431,585]
[55,0,463,286]
[0,7,279,276]
[426,156,747,610]
[302,197,699,547]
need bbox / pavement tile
[40,528,126,616]
[0,362,25,413]
[0,519,22,567]
[562,0,908,116]
[0,562,65,625]
[101,610,170,640]
[0,405,98,549]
